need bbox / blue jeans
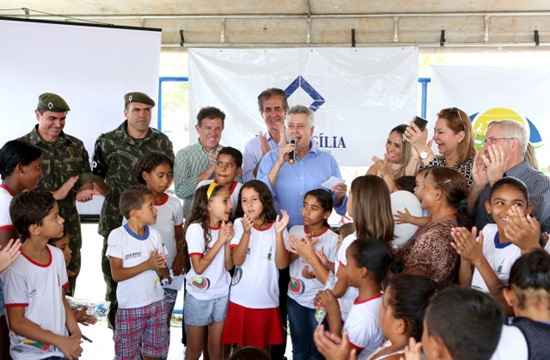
[287,297,323,360]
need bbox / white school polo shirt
[185,223,230,300]
[344,293,385,359]
[106,225,165,309]
[286,225,338,309]
[229,218,287,309]
[471,224,522,292]
[152,193,184,268]
[3,245,68,360]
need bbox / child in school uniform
[313,274,437,360]
[107,186,169,360]
[223,180,290,352]
[404,287,504,360]
[0,140,43,359]
[135,152,186,336]
[197,147,243,215]
[500,249,550,359]
[333,175,394,322]
[183,182,233,360]
[286,189,338,360]
[3,191,82,360]
[451,177,535,292]
[316,239,391,359]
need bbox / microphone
[288,139,296,164]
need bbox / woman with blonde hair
[368,124,419,180]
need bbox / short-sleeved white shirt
[286,225,338,309]
[152,193,184,268]
[230,218,287,309]
[344,294,385,359]
[196,180,242,215]
[3,245,68,360]
[471,224,522,292]
[106,225,165,309]
[0,184,15,317]
[335,232,359,320]
[0,184,14,234]
[185,223,230,300]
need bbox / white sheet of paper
[321,176,345,190]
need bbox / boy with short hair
[0,139,43,359]
[3,190,82,360]
[107,186,169,360]
[416,287,504,360]
[196,146,243,213]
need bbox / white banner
[0,18,161,155]
[189,48,419,166]
[429,65,549,171]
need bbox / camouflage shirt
[92,121,174,237]
[19,126,92,224]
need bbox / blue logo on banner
[284,76,326,111]
[284,76,346,149]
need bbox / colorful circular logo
[470,107,543,151]
[289,278,305,295]
[191,275,210,290]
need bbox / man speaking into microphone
[258,105,348,227]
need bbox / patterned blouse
[395,219,459,285]
[424,156,474,187]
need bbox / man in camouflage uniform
[92,92,174,327]
[20,93,101,294]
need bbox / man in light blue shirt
[258,105,348,227]
[242,88,288,182]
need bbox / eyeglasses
[483,136,516,145]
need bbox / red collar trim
[353,292,383,305]
[0,184,15,197]
[304,226,329,237]
[22,246,52,268]
[154,193,169,206]
[209,224,221,230]
[228,181,238,194]
[254,222,274,231]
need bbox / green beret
[124,92,155,107]
[36,93,70,112]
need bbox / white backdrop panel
[189,48,418,166]
[0,18,161,155]
[429,65,549,170]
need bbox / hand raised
[54,176,79,200]
[451,226,484,264]
[504,205,541,252]
[275,210,290,233]
[0,239,20,272]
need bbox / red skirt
[222,301,283,348]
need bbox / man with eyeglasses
[242,88,288,182]
[468,120,550,233]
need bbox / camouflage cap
[124,92,155,108]
[36,93,70,112]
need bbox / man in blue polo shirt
[258,104,347,227]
